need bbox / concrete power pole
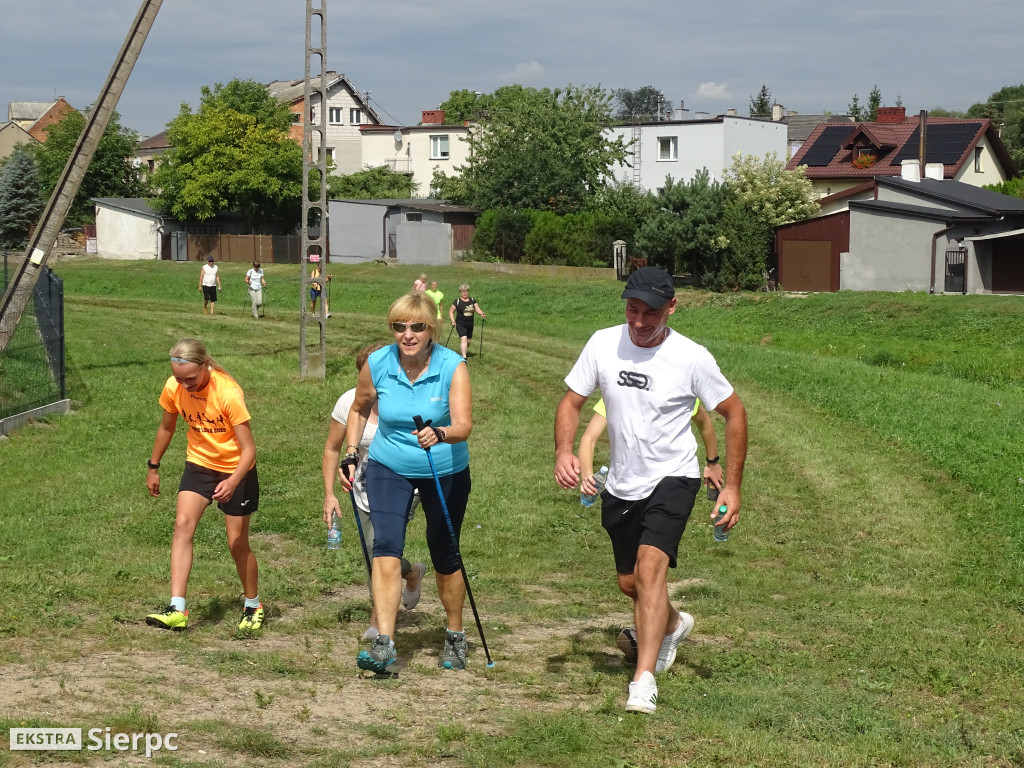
[299,0,329,378]
[0,0,163,352]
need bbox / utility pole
[0,0,163,352]
[299,0,328,378]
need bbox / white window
[430,135,450,160]
[657,136,677,161]
[975,146,983,173]
[328,107,342,125]
[350,108,362,125]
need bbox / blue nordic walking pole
[413,415,494,667]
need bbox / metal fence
[0,251,66,421]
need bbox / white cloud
[697,82,731,99]
[499,61,545,84]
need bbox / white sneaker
[625,671,658,713]
[655,611,694,673]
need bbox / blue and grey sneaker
[439,629,467,670]
[357,634,397,674]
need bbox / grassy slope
[0,259,1022,766]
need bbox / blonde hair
[355,341,388,372]
[386,292,440,341]
[169,339,229,376]
[458,284,469,292]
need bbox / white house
[266,71,381,176]
[360,110,474,197]
[607,114,788,193]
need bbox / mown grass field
[0,258,1023,767]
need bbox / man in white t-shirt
[554,266,747,715]
[199,255,222,315]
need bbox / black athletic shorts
[202,285,218,302]
[178,461,259,516]
[456,321,474,340]
[600,475,700,573]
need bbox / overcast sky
[1,0,1021,138]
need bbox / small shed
[328,199,477,266]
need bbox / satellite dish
[393,131,403,143]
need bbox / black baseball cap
[621,266,675,309]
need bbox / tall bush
[472,209,536,262]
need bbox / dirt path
[0,586,657,767]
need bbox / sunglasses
[391,321,429,333]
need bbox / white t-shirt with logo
[246,268,264,288]
[564,324,733,500]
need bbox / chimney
[876,106,906,124]
[726,108,737,117]
[772,103,785,121]
[694,111,710,120]
[421,110,445,125]
[673,100,689,120]
[924,163,944,180]
[901,159,920,181]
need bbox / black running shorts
[178,461,259,516]
[600,475,700,573]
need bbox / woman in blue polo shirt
[339,291,474,673]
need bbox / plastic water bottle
[327,512,342,550]
[713,505,729,542]
[580,466,608,507]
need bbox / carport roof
[965,227,1024,241]
[849,199,995,222]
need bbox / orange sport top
[159,368,252,473]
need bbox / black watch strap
[147,460,160,469]
[705,455,720,465]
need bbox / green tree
[848,93,864,121]
[868,84,882,121]
[433,84,629,214]
[33,110,147,226]
[722,152,819,227]
[928,107,969,118]
[437,89,494,125]
[633,170,730,276]
[749,84,773,118]
[471,208,536,262]
[153,79,303,233]
[968,84,1024,169]
[698,152,818,290]
[613,86,671,121]
[327,165,417,199]
[0,144,43,249]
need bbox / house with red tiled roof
[786,107,1018,202]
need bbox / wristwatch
[147,460,160,469]
[705,456,720,465]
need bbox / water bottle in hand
[580,466,608,507]
[327,511,342,550]
[713,505,729,542]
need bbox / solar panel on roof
[888,123,982,167]
[800,125,853,166]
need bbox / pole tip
[486,661,496,668]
